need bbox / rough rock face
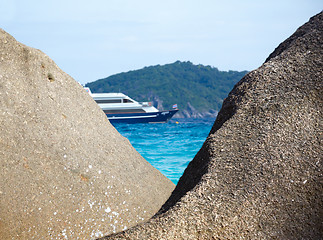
[104,12,323,239]
[0,29,174,239]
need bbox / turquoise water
[113,118,215,184]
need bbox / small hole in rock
[48,73,55,82]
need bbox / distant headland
[85,61,248,118]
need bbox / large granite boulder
[105,12,323,239]
[0,29,174,239]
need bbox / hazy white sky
[1,0,322,84]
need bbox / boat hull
[107,110,178,124]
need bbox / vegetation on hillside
[85,61,248,115]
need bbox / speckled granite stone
[104,12,323,240]
[0,29,174,239]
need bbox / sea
[113,118,215,185]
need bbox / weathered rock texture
[0,29,174,239]
[104,12,323,239]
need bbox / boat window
[123,99,133,103]
[95,99,122,104]
[104,109,146,114]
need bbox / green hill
[85,61,248,118]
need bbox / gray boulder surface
[103,12,323,239]
[0,29,174,239]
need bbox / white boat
[85,87,178,124]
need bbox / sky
[1,0,322,85]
